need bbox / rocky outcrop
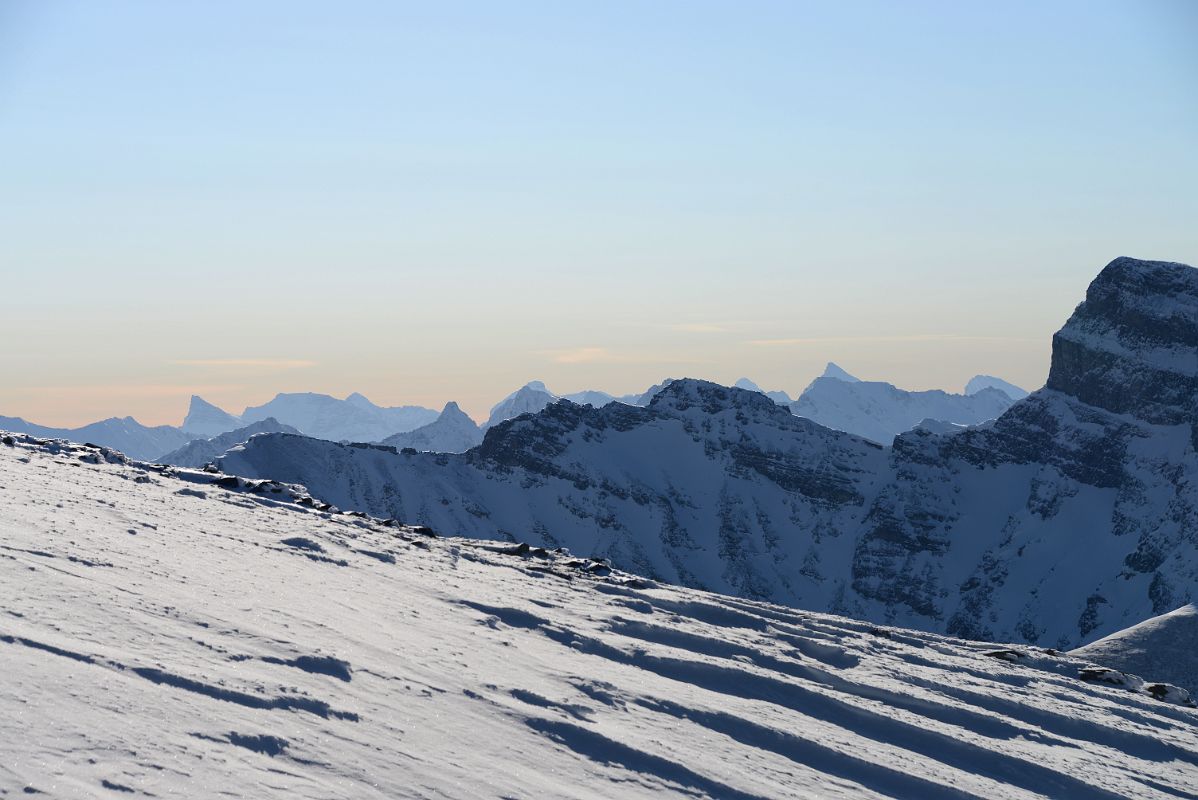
[1047,257,1198,434]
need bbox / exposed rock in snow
[181,395,244,437]
[0,415,192,461]
[158,418,300,467]
[966,375,1030,401]
[790,376,1015,443]
[218,258,1198,651]
[240,392,438,443]
[2,434,1195,798]
[1071,604,1198,696]
[381,402,483,453]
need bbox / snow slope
[158,418,300,467]
[218,258,1198,651]
[2,433,1195,799]
[381,401,483,454]
[1071,604,1198,696]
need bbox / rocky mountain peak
[647,378,786,418]
[1047,257,1198,427]
[821,362,861,382]
[182,395,242,436]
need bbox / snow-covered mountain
[0,415,192,461]
[239,392,438,442]
[1071,604,1198,697]
[820,361,861,383]
[790,365,1016,443]
[181,394,244,436]
[965,374,1030,400]
[158,417,300,467]
[3,433,1195,798]
[484,381,559,429]
[219,258,1198,651]
[381,401,483,453]
[733,378,792,405]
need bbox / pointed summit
[439,401,474,423]
[181,395,242,437]
[820,362,861,383]
[382,400,483,453]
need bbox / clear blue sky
[1,1,1195,425]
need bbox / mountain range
[0,414,194,461]
[789,364,1022,444]
[217,257,1198,651]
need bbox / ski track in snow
[1,435,1196,799]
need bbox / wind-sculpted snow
[221,258,1198,651]
[2,435,1196,798]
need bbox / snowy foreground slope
[3,435,1197,799]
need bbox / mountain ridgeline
[220,257,1198,650]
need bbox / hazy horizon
[3,1,1196,427]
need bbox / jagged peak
[821,362,861,382]
[438,401,477,426]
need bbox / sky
[1,0,1196,426]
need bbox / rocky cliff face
[1047,257,1198,434]
[220,257,1198,649]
